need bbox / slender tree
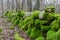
[12,0,14,10]
[40,0,44,11]
[7,0,10,10]
[15,0,20,11]
[27,0,32,12]
[33,0,40,11]
[36,0,40,10]
[18,0,20,10]
[21,0,25,10]
[1,0,3,15]
[15,0,18,11]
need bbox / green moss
[4,9,60,40]
[0,28,2,32]
[14,32,25,40]
[26,28,32,36]
[23,17,33,24]
[46,30,56,40]
[46,14,54,20]
[13,19,19,25]
[35,36,44,40]
[41,26,51,32]
[45,6,55,13]
[35,19,41,29]
[51,13,60,19]
[17,10,25,17]
[18,17,33,31]
[50,19,60,31]
[10,25,15,29]
[30,28,42,39]
[56,29,60,40]
[39,20,48,25]
[31,10,40,19]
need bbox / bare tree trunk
[40,0,43,11]
[7,0,10,10]
[15,0,20,11]
[17,0,20,10]
[12,0,14,10]
[21,0,28,11]
[27,0,32,12]
[33,0,40,11]
[40,0,44,11]
[36,0,40,10]
[21,0,25,10]
[1,0,3,16]
[15,0,18,11]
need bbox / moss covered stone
[46,30,56,40]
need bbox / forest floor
[0,17,30,40]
